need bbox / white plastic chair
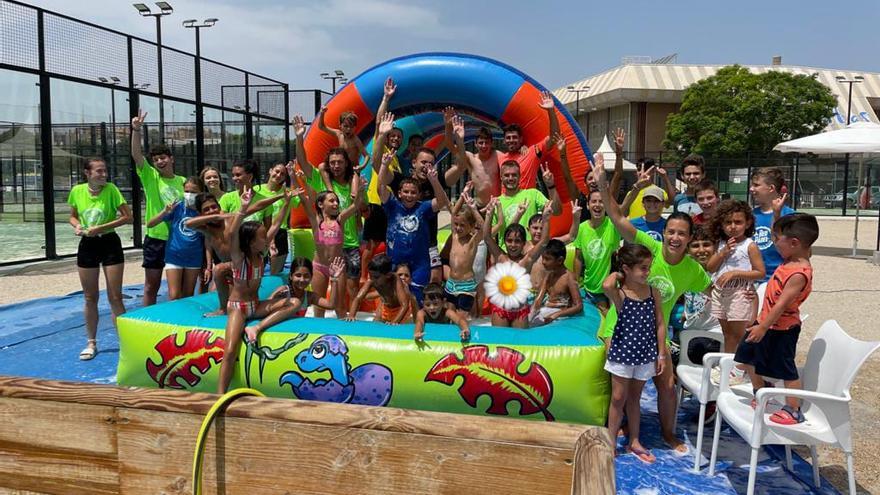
[708,320,880,495]
[675,327,724,471]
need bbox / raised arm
[147,200,178,228]
[130,109,147,168]
[482,197,504,260]
[268,188,297,242]
[555,200,581,243]
[186,213,232,230]
[450,181,472,217]
[225,187,252,262]
[338,174,365,224]
[243,192,284,218]
[377,151,394,204]
[292,115,315,176]
[370,112,395,174]
[540,163,562,215]
[444,113,470,186]
[426,164,449,212]
[594,153,638,243]
[620,164,656,216]
[372,77,396,142]
[316,106,341,139]
[538,91,560,152]
[609,128,626,200]
[656,165,676,208]
[555,135,579,203]
[602,272,625,310]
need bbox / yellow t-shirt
[366,146,400,205]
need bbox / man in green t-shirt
[497,160,561,246]
[131,109,185,306]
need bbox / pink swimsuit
[314,220,342,277]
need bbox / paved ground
[1,217,879,493]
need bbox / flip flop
[79,340,97,361]
[770,405,805,425]
[627,446,656,464]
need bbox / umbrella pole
[852,155,864,257]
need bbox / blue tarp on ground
[0,286,840,495]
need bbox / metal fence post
[127,36,143,247]
[36,10,56,259]
[283,83,291,162]
[244,73,253,160]
[842,153,850,216]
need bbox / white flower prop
[484,261,532,310]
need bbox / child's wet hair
[694,179,718,197]
[611,243,653,272]
[369,254,393,274]
[709,199,755,240]
[238,221,263,258]
[456,207,477,226]
[528,213,543,227]
[339,111,357,127]
[504,223,527,242]
[185,175,203,190]
[773,213,819,247]
[195,192,218,212]
[423,283,444,302]
[690,225,713,243]
[544,239,566,259]
[290,257,313,275]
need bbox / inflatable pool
[117,275,610,426]
[290,52,594,237]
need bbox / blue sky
[21,0,880,92]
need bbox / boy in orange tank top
[733,213,819,425]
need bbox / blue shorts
[445,278,477,312]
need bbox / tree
[663,65,836,155]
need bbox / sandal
[79,339,97,361]
[627,445,656,464]
[770,405,805,425]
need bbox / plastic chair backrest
[755,282,768,315]
[801,320,880,397]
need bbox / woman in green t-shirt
[254,162,291,275]
[67,158,133,361]
[594,153,711,455]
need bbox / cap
[642,185,665,201]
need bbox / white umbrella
[595,135,638,171]
[774,121,880,256]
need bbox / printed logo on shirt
[400,214,419,234]
[177,218,198,239]
[159,184,182,205]
[586,238,606,260]
[754,226,773,250]
[648,274,675,303]
[677,201,702,216]
[81,207,105,228]
[647,230,663,242]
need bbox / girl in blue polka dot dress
[602,243,668,464]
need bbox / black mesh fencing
[0,0,39,69]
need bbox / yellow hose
[192,388,265,495]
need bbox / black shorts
[77,232,124,269]
[445,291,475,312]
[343,246,361,279]
[142,235,167,269]
[362,204,387,243]
[734,324,801,381]
[273,228,289,256]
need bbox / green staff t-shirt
[599,229,711,339]
[573,216,621,294]
[67,183,127,232]
[137,158,184,241]
[253,184,289,229]
[219,187,270,223]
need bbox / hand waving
[383,77,397,98]
[613,128,625,151]
[538,90,555,110]
[131,109,147,131]
[378,112,395,135]
[292,115,306,138]
[329,257,345,279]
[452,115,465,140]
[540,162,555,187]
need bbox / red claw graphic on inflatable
[146,330,225,389]
[425,345,555,421]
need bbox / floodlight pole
[135,3,173,140]
[836,76,865,254]
[567,85,590,133]
[185,19,217,170]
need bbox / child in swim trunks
[347,254,417,324]
[414,283,471,342]
[316,105,370,175]
[445,189,485,318]
[482,197,552,328]
[529,200,581,306]
[530,240,583,326]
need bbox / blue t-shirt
[752,205,795,283]
[165,202,204,268]
[631,216,666,242]
[383,196,435,272]
[673,192,702,216]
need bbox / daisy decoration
[484,261,532,310]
